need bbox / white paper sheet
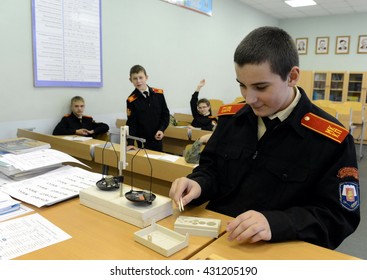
[0,213,71,260]
[1,166,102,207]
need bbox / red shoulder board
[151,87,164,94]
[301,112,349,143]
[217,104,245,116]
[127,93,138,103]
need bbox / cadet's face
[235,62,295,117]
[130,71,148,91]
[197,102,210,115]
[71,101,85,118]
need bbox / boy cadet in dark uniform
[53,96,109,138]
[126,65,170,152]
[189,79,217,131]
[170,26,360,249]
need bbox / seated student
[184,133,212,164]
[189,79,217,131]
[53,96,109,138]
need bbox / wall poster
[162,0,212,16]
[31,0,102,87]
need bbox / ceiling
[238,0,367,19]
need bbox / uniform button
[282,174,288,181]
[304,116,310,121]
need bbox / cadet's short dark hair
[70,96,84,106]
[234,26,299,81]
[130,65,147,77]
[197,98,210,107]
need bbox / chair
[313,99,334,107]
[208,99,224,116]
[334,102,365,160]
[173,113,193,126]
[349,106,365,160]
[318,105,338,118]
[231,96,245,104]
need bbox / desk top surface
[14,198,230,260]
[190,232,360,260]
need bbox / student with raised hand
[126,65,170,152]
[169,26,360,249]
[53,96,109,138]
[189,79,217,131]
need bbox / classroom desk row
[115,119,210,156]
[13,129,360,260]
[17,128,196,196]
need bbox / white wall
[0,0,277,140]
[280,13,367,71]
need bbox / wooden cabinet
[298,70,367,104]
[347,72,367,102]
[311,71,346,102]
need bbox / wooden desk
[115,120,210,155]
[190,233,360,260]
[94,144,195,196]
[14,199,230,260]
[163,126,210,155]
[17,129,105,161]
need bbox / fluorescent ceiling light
[285,0,317,7]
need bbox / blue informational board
[31,0,103,87]
[162,0,212,16]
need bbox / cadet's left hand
[155,130,164,140]
[226,210,272,243]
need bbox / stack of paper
[1,165,101,207]
[0,149,88,179]
[0,137,50,154]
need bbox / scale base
[79,185,173,228]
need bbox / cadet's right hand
[127,145,137,151]
[169,177,202,209]
[196,79,205,92]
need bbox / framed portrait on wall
[336,36,350,54]
[357,35,367,54]
[296,38,308,55]
[315,37,329,54]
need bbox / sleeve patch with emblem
[339,182,359,211]
[338,167,359,180]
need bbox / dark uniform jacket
[190,91,217,131]
[188,87,360,249]
[53,113,109,138]
[126,86,170,151]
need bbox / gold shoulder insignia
[217,104,245,116]
[301,112,349,143]
[151,87,164,94]
[64,114,71,117]
[127,93,138,103]
[83,115,92,119]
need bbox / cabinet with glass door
[346,72,367,103]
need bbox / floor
[335,144,367,259]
